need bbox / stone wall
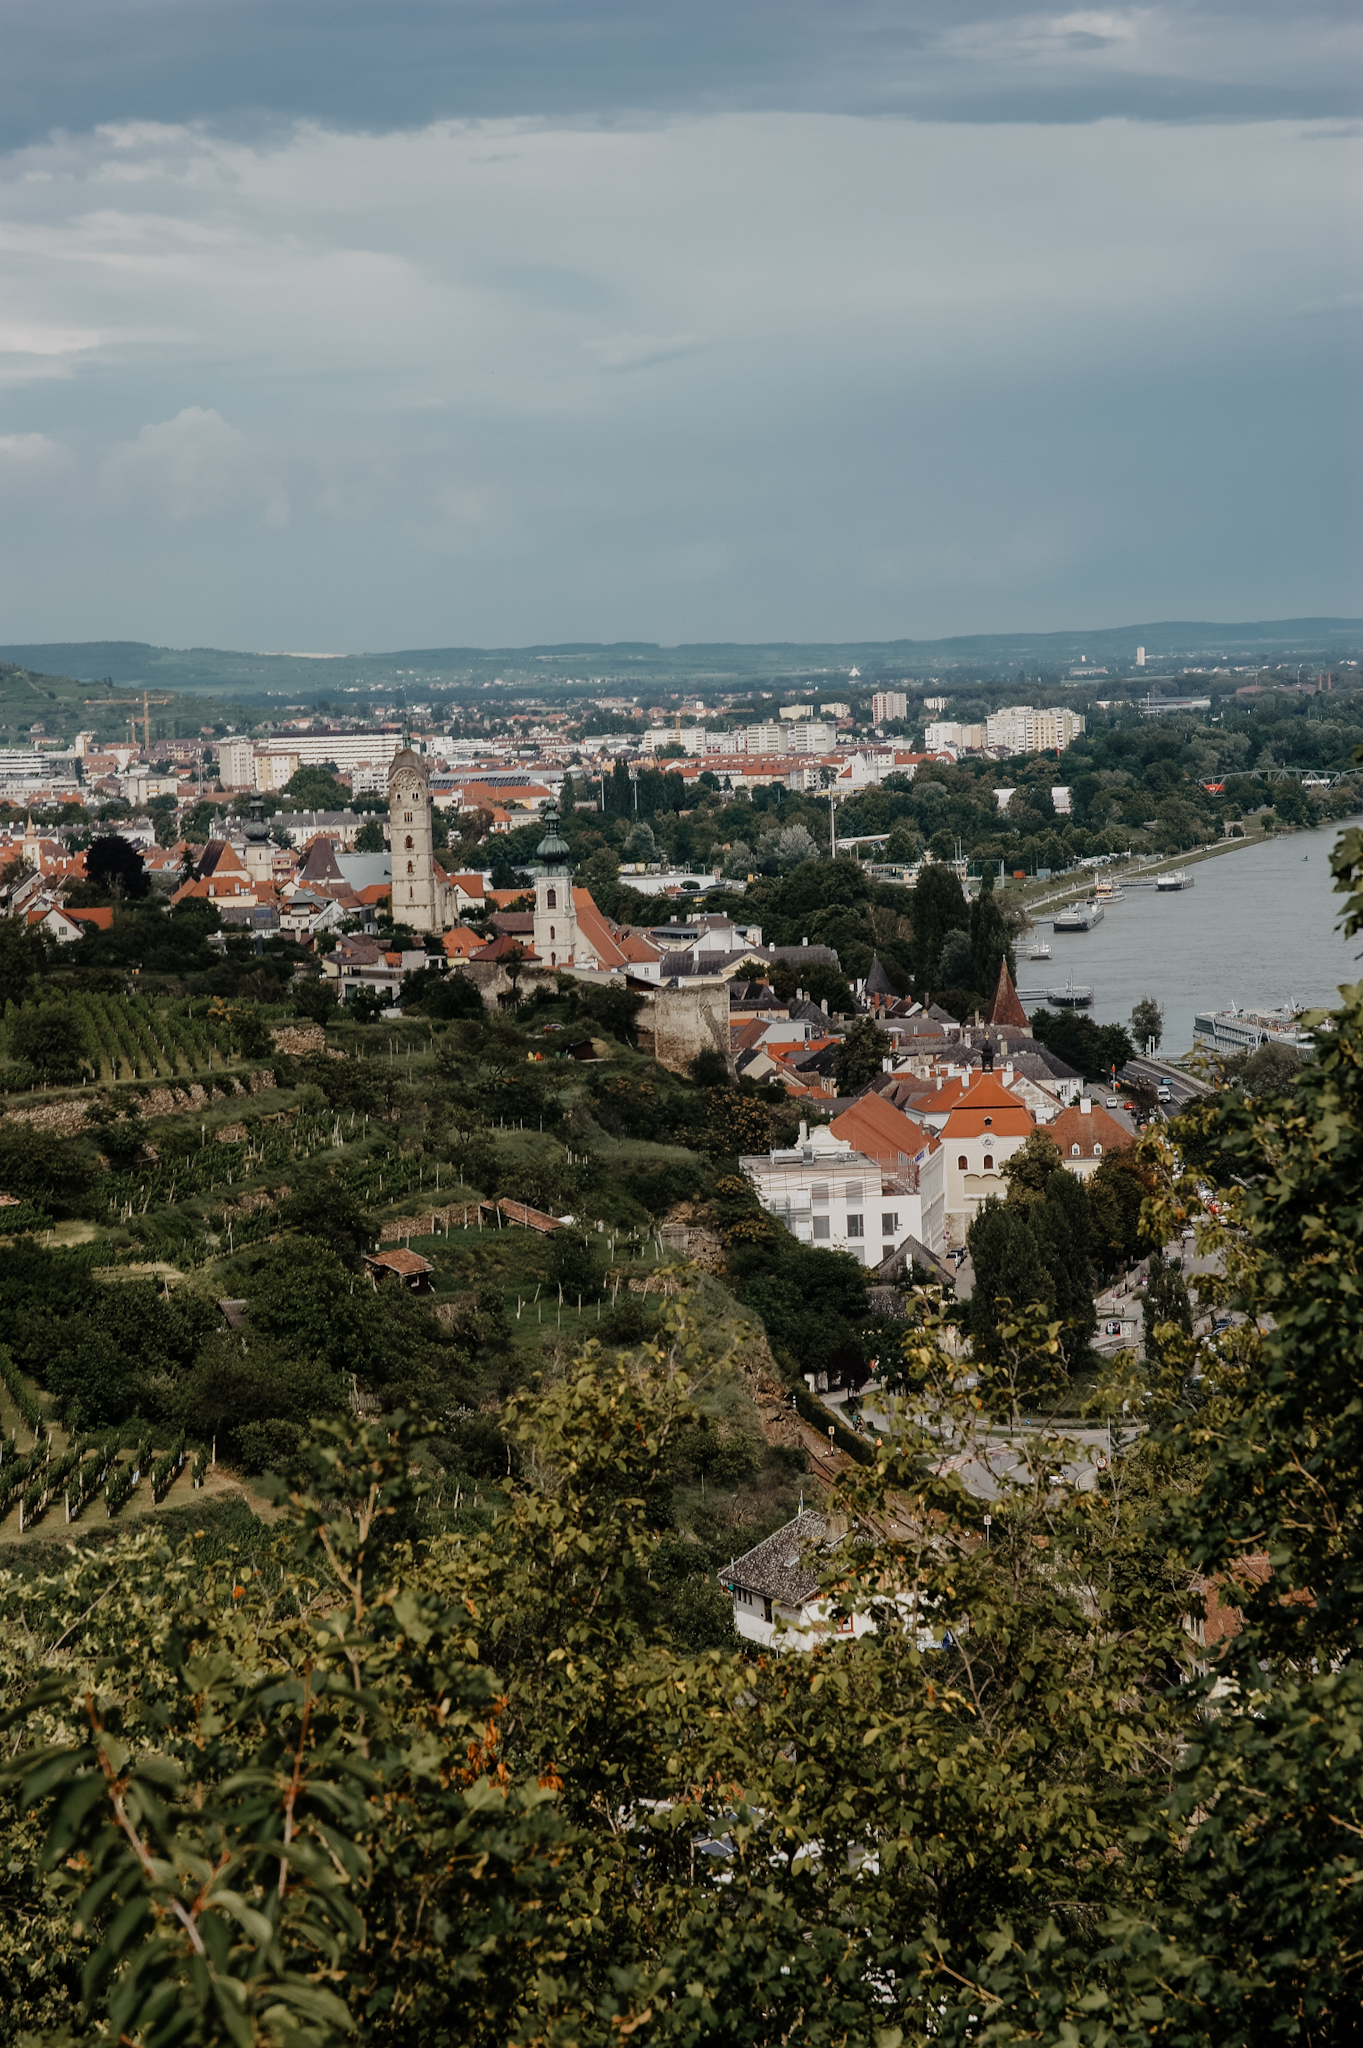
[635,979,734,1077]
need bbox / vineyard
[60,995,241,1083]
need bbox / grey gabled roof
[724,1511,830,1605]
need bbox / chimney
[798,1119,808,1144]
[1080,1097,1092,1114]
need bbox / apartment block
[219,737,257,789]
[872,690,909,724]
[984,705,1086,755]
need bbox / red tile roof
[366,1247,434,1277]
[831,1092,936,1170]
[1048,1103,1133,1160]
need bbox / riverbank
[1015,816,1360,1054]
[1003,820,1286,920]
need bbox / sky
[0,1,1358,652]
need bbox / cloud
[0,110,1354,642]
[100,406,267,520]
[584,332,701,372]
[0,0,1357,148]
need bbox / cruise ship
[1192,1004,1313,1056]
[1052,901,1104,932]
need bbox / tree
[1241,1039,1302,1093]
[1030,1005,1135,1080]
[909,862,967,984]
[965,1196,1056,1363]
[1089,1150,1158,1270]
[1032,1164,1097,1364]
[281,764,349,810]
[1141,1249,1193,1369]
[1130,992,1164,1051]
[291,977,338,1023]
[0,1120,98,1214]
[354,816,388,853]
[1002,1126,1063,1202]
[82,833,150,900]
[832,1014,888,1092]
[278,1174,374,1265]
[969,866,1015,995]
[0,914,46,1007]
[936,927,975,990]
[7,999,91,1084]
[400,966,484,1020]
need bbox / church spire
[987,957,1030,1033]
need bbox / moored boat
[1052,901,1105,932]
[1156,869,1193,892]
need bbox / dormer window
[1071,1144,1081,1157]
[983,1115,993,1127]
[1094,1143,1103,1156]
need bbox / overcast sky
[0,1,1357,650]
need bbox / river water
[1016,819,1363,1054]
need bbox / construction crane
[84,689,174,754]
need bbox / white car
[1104,1095,1120,1110]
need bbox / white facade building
[872,690,909,724]
[984,706,1086,755]
[740,1121,937,1267]
[256,733,404,772]
[218,738,256,789]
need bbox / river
[1017,819,1363,1054]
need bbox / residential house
[741,1118,940,1265]
[933,1072,1036,1244]
[1045,1099,1135,1177]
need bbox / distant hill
[0,617,1359,703]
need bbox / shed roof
[725,1511,832,1604]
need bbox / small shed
[363,1247,435,1291]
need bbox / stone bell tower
[531,805,578,968]
[387,742,442,933]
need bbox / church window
[957,1155,968,1170]
[405,835,414,850]
[984,1154,994,1169]
[546,887,557,908]
[407,861,414,876]
[403,812,413,824]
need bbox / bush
[235,1418,303,1474]
[598,1292,656,1345]
[292,979,338,1024]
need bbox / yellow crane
[84,689,174,754]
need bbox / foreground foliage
[1,868,1361,2042]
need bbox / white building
[724,1511,943,1653]
[820,701,850,718]
[218,738,257,790]
[872,690,909,724]
[984,706,1086,755]
[256,733,404,773]
[741,1120,938,1267]
[643,727,706,755]
[925,721,985,753]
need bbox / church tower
[387,743,442,933]
[531,805,578,968]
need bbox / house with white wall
[741,1118,941,1266]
